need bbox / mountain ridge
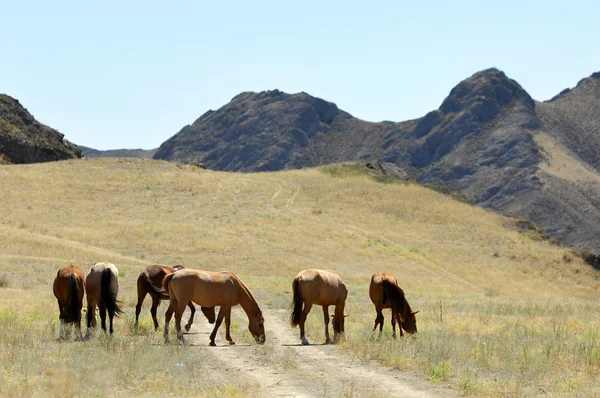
[153,68,600,252]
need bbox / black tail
[381,279,406,314]
[67,274,81,323]
[162,272,175,294]
[101,268,123,317]
[140,272,169,300]
[290,277,303,327]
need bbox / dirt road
[182,308,455,398]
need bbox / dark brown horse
[85,262,123,335]
[369,272,418,337]
[290,269,348,345]
[53,265,85,340]
[163,269,265,346]
[134,265,215,331]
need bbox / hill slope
[0,158,599,396]
[0,94,81,163]
[154,69,600,252]
[80,145,157,159]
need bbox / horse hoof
[209,341,217,347]
[229,341,235,345]
[301,338,310,346]
[184,325,191,332]
[325,339,333,345]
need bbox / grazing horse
[53,265,85,340]
[290,269,348,345]
[163,269,265,346]
[85,262,123,335]
[134,265,215,331]
[369,272,418,337]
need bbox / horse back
[296,269,347,306]
[168,269,235,307]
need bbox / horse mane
[231,273,261,316]
[381,279,410,316]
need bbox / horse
[369,272,418,337]
[290,269,348,345]
[134,265,215,331]
[85,262,123,335]
[53,265,85,340]
[162,269,265,346]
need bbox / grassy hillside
[1,158,599,396]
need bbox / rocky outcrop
[0,94,81,164]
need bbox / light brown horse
[53,265,85,340]
[369,272,418,337]
[163,269,265,346]
[134,265,215,331]
[290,269,348,345]
[85,262,123,335]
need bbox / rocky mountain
[80,146,157,159]
[154,69,600,252]
[0,94,81,164]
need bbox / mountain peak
[439,68,534,121]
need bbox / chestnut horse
[85,262,123,335]
[53,265,85,340]
[163,269,265,346]
[134,265,215,331]
[290,269,348,345]
[369,272,418,337]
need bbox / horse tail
[140,272,169,300]
[162,272,175,295]
[101,268,123,317]
[290,277,303,327]
[381,279,406,315]
[67,273,81,323]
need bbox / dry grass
[1,158,599,396]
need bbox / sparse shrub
[427,360,452,382]
[0,274,10,288]
[118,269,126,278]
[484,288,499,297]
[459,376,477,396]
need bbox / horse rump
[162,272,175,294]
[101,268,123,317]
[138,271,169,300]
[290,277,303,327]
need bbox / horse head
[248,311,265,344]
[402,311,419,334]
[331,313,348,336]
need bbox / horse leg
[185,302,195,332]
[391,309,398,338]
[163,298,178,343]
[57,300,65,340]
[397,313,404,337]
[323,306,332,344]
[224,308,235,345]
[174,300,187,343]
[134,288,147,332]
[209,306,229,346]
[86,301,96,338]
[99,302,107,333]
[299,302,313,345]
[373,307,384,333]
[150,295,160,331]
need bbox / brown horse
[163,269,265,346]
[369,272,418,337]
[134,265,215,331]
[290,269,348,345]
[53,265,85,340]
[85,262,123,335]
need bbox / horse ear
[411,311,419,315]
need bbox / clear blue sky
[2,1,599,149]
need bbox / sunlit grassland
[1,158,599,396]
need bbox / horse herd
[53,263,418,345]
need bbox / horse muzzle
[255,335,266,345]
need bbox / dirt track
[181,308,455,398]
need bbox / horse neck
[236,277,261,318]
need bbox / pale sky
[2,0,599,149]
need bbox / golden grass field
[1,158,600,397]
